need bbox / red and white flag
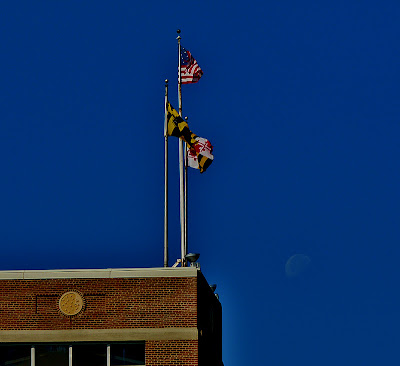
[180,47,203,84]
[187,137,214,173]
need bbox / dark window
[0,343,145,366]
[0,345,31,366]
[35,345,69,366]
[110,343,145,366]
[73,344,107,366]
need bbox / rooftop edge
[0,267,199,280]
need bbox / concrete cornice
[0,328,198,342]
[0,267,199,280]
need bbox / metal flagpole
[177,29,186,266]
[164,79,169,268]
[184,116,189,259]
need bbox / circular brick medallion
[59,291,84,316]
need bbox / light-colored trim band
[0,327,198,343]
[0,267,199,280]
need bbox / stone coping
[0,267,199,280]
[0,328,198,342]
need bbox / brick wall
[0,277,197,330]
[0,270,223,365]
[146,340,198,366]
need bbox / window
[0,345,31,366]
[35,345,69,366]
[73,344,107,366]
[110,344,145,366]
[0,343,145,366]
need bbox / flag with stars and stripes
[180,46,203,84]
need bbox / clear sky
[1,1,400,365]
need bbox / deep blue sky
[1,1,400,365]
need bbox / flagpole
[184,116,189,258]
[164,79,169,268]
[177,29,186,266]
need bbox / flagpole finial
[177,29,181,34]
[165,79,168,84]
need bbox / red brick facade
[146,341,198,366]
[0,277,197,330]
[0,268,222,366]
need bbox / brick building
[0,267,222,366]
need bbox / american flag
[180,47,203,84]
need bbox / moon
[285,254,311,278]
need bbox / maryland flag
[187,137,214,173]
[166,101,213,173]
[166,101,197,146]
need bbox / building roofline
[0,267,199,280]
